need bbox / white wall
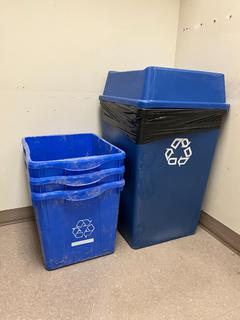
[0,0,180,211]
[175,0,240,234]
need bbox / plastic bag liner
[101,101,227,144]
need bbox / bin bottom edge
[44,250,115,271]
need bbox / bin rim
[99,96,230,110]
[29,166,125,186]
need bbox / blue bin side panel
[145,67,226,103]
[102,121,220,248]
[33,188,122,270]
[103,70,146,100]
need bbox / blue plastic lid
[99,67,229,110]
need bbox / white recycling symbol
[72,219,95,239]
[165,138,192,167]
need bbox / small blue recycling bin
[100,67,229,249]
[32,180,124,270]
[23,133,125,178]
[23,133,125,269]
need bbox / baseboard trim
[1,207,239,255]
[0,206,34,226]
[200,211,240,255]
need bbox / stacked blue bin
[23,133,125,270]
[100,66,229,249]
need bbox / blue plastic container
[100,67,229,249]
[30,166,125,192]
[32,180,125,270]
[23,133,125,178]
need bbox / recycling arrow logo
[72,219,95,239]
[165,138,192,166]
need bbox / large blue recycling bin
[100,67,229,249]
[32,180,124,270]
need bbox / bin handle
[27,153,125,171]
[30,167,124,187]
[31,180,125,202]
